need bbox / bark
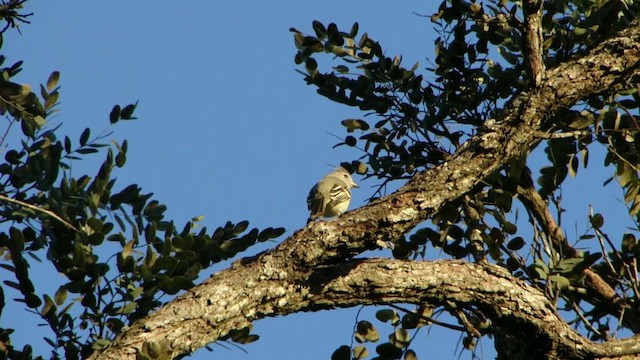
[523,0,545,86]
[90,19,640,360]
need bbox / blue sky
[3,2,633,360]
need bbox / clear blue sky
[3,2,632,360]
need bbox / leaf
[590,213,604,229]
[555,258,584,273]
[341,119,370,132]
[621,233,637,253]
[54,286,68,305]
[312,20,326,39]
[349,22,359,38]
[489,189,513,212]
[360,132,385,143]
[463,336,476,350]
[331,345,351,360]
[376,343,403,358]
[327,23,344,46]
[80,127,91,146]
[355,320,379,343]
[109,105,121,124]
[581,148,589,168]
[404,349,418,360]
[122,239,136,259]
[9,227,25,252]
[334,65,349,73]
[305,57,318,73]
[548,274,571,289]
[375,309,399,325]
[507,237,525,250]
[121,102,138,120]
[531,259,548,279]
[64,136,71,153]
[47,71,60,92]
[353,345,368,359]
[568,154,578,177]
[116,302,137,315]
[41,295,55,317]
[257,227,286,242]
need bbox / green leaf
[334,65,349,73]
[47,71,60,92]
[390,328,410,348]
[507,237,525,250]
[548,274,571,289]
[404,349,418,360]
[312,20,327,39]
[341,119,370,132]
[257,227,285,242]
[489,189,513,212]
[621,233,636,253]
[233,220,250,235]
[568,154,578,177]
[531,258,548,279]
[355,320,380,343]
[331,345,351,360]
[349,22,359,38]
[555,258,584,273]
[41,294,56,317]
[25,293,42,308]
[590,213,604,229]
[375,309,399,325]
[80,127,90,146]
[54,286,68,305]
[109,105,121,124]
[353,345,368,359]
[360,132,385,143]
[121,102,138,120]
[9,227,25,252]
[376,343,403,358]
[116,302,137,315]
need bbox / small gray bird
[307,167,359,223]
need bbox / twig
[570,301,602,338]
[533,129,591,139]
[388,303,466,332]
[451,306,482,338]
[0,193,80,233]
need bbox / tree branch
[98,258,640,360]
[90,18,640,360]
[523,0,546,86]
[0,194,80,233]
[516,180,621,301]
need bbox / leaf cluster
[294,0,640,357]
[0,45,284,360]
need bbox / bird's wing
[328,183,351,206]
[307,184,326,218]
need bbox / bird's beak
[353,182,359,188]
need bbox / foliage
[2,0,640,358]
[292,0,640,358]
[0,3,284,359]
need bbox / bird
[307,167,359,223]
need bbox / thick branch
[523,0,545,86]
[315,259,640,360]
[90,19,640,360]
[99,258,640,360]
